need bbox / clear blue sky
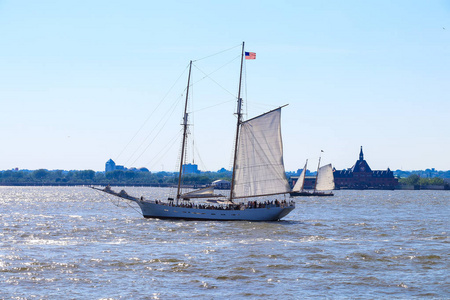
[1,0,449,172]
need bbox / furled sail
[315,164,335,191]
[292,161,307,192]
[181,186,223,199]
[232,108,291,198]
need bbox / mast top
[229,42,246,202]
[176,60,193,202]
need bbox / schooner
[92,42,295,221]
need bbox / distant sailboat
[313,163,335,195]
[92,42,295,221]
[291,160,308,195]
[290,155,335,197]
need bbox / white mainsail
[315,163,335,191]
[232,108,291,199]
[292,161,307,192]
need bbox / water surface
[1,187,448,298]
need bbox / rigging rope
[193,140,207,171]
[116,44,244,171]
[193,43,241,62]
[146,129,183,169]
[92,188,142,217]
[115,64,190,162]
[129,95,184,167]
[189,98,236,114]
[192,56,240,98]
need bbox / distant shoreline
[1,183,448,191]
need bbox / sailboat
[290,160,308,196]
[92,42,295,221]
[290,155,335,197]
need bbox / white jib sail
[233,108,291,198]
[315,164,335,191]
[292,162,307,192]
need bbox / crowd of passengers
[153,199,294,210]
[103,187,295,210]
[246,199,291,209]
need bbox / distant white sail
[315,164,335,191]
[233,108,291,199]
[292,161,307,192]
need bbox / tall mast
[229,42,245,202]
[176,60,192,204]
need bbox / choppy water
[1,187,448,299]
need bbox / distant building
[105,159,116,172]
[105,159,149,173]
[333,147,398,190]
[183,163,199,174]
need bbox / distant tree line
[0,169,232,186]
[1,169,448,188]
[398,174,447,187]
[394,169,450,179]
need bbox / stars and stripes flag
[245,52,256,59]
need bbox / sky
[0,0,449,172]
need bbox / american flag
[245,52,256,59]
